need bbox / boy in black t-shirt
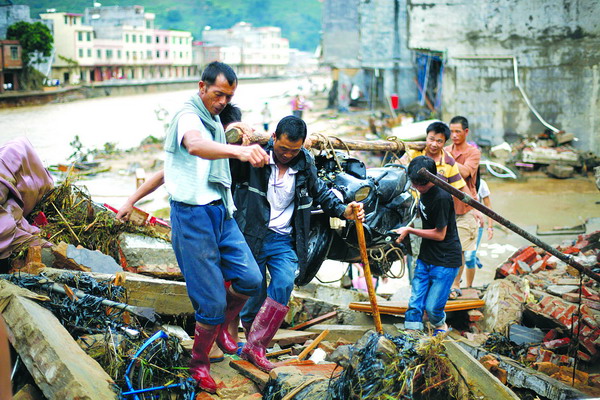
[394,156,462,334]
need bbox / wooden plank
[289,311,337,331]
[41,267,194,316]
[1,290,117,399]
[443,339,520,400]
[452,337,588,400]
[229,359,270,389]
[349,299,485,316]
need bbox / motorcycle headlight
[354,186,371,202]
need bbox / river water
[0,77,319,166]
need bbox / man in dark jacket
[231,115,364,372]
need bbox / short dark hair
[201,61,237,87]
[220,103,242,127]
[449,116,469,130]
[426,122,451,141]
[275,115,307,142]
[408,156,436,186]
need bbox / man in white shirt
[230,116,364,372]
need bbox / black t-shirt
[418,186,462,268]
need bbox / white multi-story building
[201,22,289,77]
[41,5,193,85]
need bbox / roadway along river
[0,77,322,166]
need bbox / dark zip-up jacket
[230,140,347,278]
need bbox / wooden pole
[225,127,425,154]
[417,168,600,284]
[354,208,384,334]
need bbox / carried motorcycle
[296,151,418,286]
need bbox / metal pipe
[417,168,600,284]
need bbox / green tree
[6,21,53,66]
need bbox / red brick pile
[493,231,600,365]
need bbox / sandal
[433,328,452,337]
[448,288,462,300]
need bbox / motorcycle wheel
[295,216,333,286]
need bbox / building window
[165,50,169,58]
[10,46,18,60]
[156,36,160,43]
[132,35,136,43]
[106,49,113,59]
[156,50,160,58]
[126,51,130,59]
[147,50,152,59]
[87,32,91,41]
[97,49,102,58]
[78,48,83,57]
[118,50,122,58]
[87,49,92,57]
[180,51,183,58]
[146,35,151,44]
[78,32,83,41]
[139,35,142,43]
[64,16,68,24]
[125,34,129,43]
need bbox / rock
[118,233,181,278]
[328,344,352,367]
[51,242,122,274]
[546,285,579,296]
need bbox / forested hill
[20,0,323,51]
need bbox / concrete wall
[0,5,32,39]
[321,0,361,69]
[408,0,600,153]
[359,0,417,106]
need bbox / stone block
[118,233,181,279]
[51,242,122,274]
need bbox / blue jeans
[240,230,298,324]
[170,200,262,325]
[404,259,458,330]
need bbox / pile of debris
[490,129,600,179]
[459,230,600,398]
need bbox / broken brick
[581,286,598,298]
[467,310,484,322]
[535,361,560,376]
[578,351,592,362]
[580,337,598,357]
[544,338,570,350]
[582,298,600,311]
[544,329,558,342]
[562,292,581,303]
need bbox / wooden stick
[289,311,337,331]
[354,208,384,334]
[297,329,329,361]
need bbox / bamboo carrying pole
[225,127,425,154]
[354,208,384,334]
[417,168,600,284]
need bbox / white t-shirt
[172,112,221,205]
[267,152,297,235]
[478,179,490,200]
